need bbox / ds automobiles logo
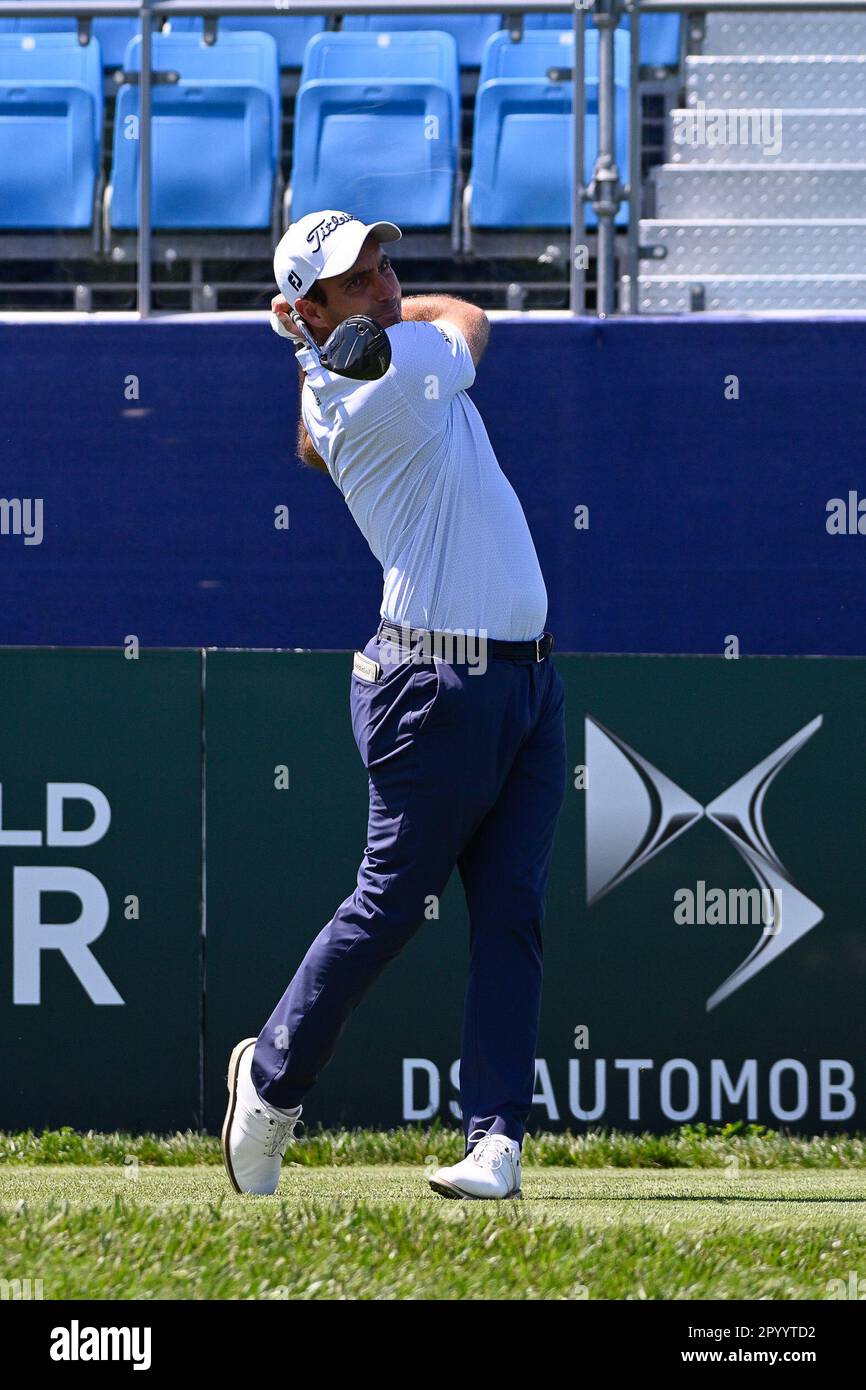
[586,715,823,1010]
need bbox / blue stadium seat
[109,31,279,229]
[302,28,459,117]
[0,32,102,228]
[0,16,75,36]
[123,30,280,156]
[93,21,140,68]
[0,12,139,68]
[480,26,627,86]
[469,30,630,231]
[292,30,461,229]
[524,11,681,68]
[167,15,325,68]
[291,78,456,228]
[341,12,501,68]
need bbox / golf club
[290,309,392,381]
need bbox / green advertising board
[0,650,202,1131]
[204,652,866,1135]
[2,649,863,1134]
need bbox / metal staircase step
[634,274,866,312]
[667,109,866,164]
[639,219,866,275]
[642,13,866,313]
[652,165,866,219]
[694,11,866,57]
[686,55,866,108]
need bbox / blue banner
[1,316,863,654]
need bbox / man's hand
[270,294,306,345]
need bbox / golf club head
[320,314,392,381]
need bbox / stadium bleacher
[2,7,864,313]
[1,10,637,309]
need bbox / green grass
[3,1122,866,1168]
[3,1127,864,1299]
[2,1164,866,1300]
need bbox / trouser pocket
[350,654,441,769]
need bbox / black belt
[378,620,554,664]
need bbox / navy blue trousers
[252,621,567,1149]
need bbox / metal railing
[2,0,866,315]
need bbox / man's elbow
[467,309,490,368]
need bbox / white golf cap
[273,210,402,300]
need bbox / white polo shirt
[297,317,549,642]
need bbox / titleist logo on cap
[305,212,359,255]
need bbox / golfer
[222,209,567,1200]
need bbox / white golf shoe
[428,1130,523,1200]
[221,1037,303,1195]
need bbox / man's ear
[294,298,327,333]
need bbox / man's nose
[373,272,395,300]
